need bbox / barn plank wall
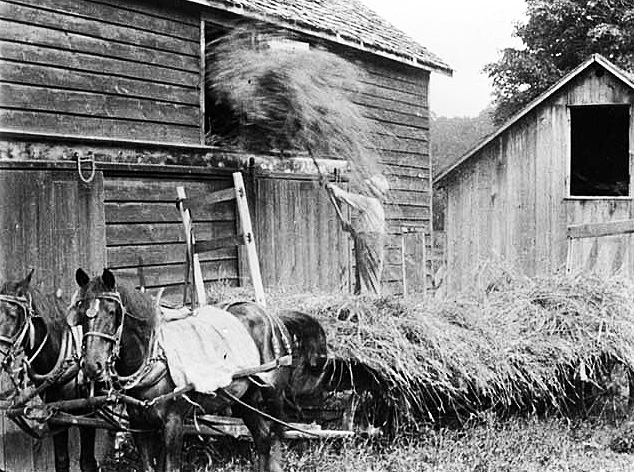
[104,171,239,303]
[0,163,107,472]
[0,0,201,143]
[254,176,351,292]
[442,67,634,292]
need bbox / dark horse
[72,268,329,472]
[0,270,98,472]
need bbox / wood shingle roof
[187,0,452,73]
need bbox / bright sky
[359,0,527,117]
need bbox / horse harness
[0,293,80,402]
[78,291,166,391]
[80,292,293,393]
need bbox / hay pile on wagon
[213,272,634,431]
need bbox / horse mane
[86,276,158,348]
[116,283,158,326]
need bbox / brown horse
[72,268,328,472]
[0,271,98,472]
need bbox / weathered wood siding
[254,176,351,291]
[0,163,106,472]
[104,171,239,302]
[443,67,634,291]
[0,0,201,143]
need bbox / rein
[0,292,81,406]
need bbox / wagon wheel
[583,362,632,421]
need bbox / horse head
[0,270,35,369]
[278,310,330,400]
[73,268,156,383]
[73,268,127,382]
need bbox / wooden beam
[180,187,236,209]
[233,172,266,307]
[567,219,634,239]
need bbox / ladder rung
[194,236,244,253]
[179,188,236,209]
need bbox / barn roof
[183,0,452,74]
[435,54,634,184]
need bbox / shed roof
[434,54,634,184]
[183,0,452,74]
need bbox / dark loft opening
[570,105,630,197]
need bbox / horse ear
[76,268,90,288]
[102,269,116,290]
[16,268,34,295]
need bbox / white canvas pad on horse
[158,305,260,394]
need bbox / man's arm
[325,183,353,232]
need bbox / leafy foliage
[431,109,496,178]
[485,0,634,125]
[431,110,495,229]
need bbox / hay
[206,25,383,189]
[211,272,634,430]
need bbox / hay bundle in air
[206,25,383,188]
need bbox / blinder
[78,291,127,378]
[0,294,34,347]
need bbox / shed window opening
[570,105,630,197]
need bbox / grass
[102,417,634,472]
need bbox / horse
[72,268,329,472]
[0,270,98,472]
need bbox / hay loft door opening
[569,104,630,197]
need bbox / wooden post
[233,173,266,307]
[176,186,206,308]
[421,232,427,296]
[401,228,407,297]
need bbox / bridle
[79,291,127,379]
[0,293,48,382]
[0,294,33,352]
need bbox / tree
[485,0,634,125]
[431,108,495,178]
[431,109,495,230]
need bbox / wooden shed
[0,0,449,468]
[434,55,634,293]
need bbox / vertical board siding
[0,0,201,143]
[104,174,239,303]
[443,67,634,291]
[254,177,350,292]
[0,167,105,472]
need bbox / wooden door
[0,167,106,471]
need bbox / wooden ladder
[176,172,266,309]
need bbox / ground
[101,416,634,472]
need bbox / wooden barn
[0,0,449,468]
[434,55,634,292]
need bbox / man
[326,175,389,295]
